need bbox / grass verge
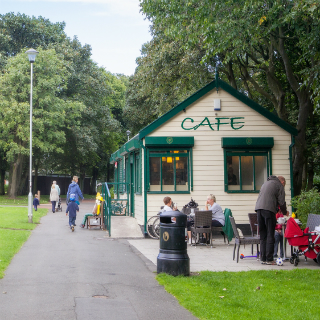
[0,207,47,278]
[0,194,96,206]
[157,269,320,320]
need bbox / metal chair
[229,216,260,262]
[190,210,212,247]
[248,212,260,254]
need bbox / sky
[0,0,152,76]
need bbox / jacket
[50,188,59,202]
[222,208,234,242]
[255,176,286,214]
[67,181,83,202]
[66,201,79,218]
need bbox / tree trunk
[8,153,25,198]
[307,157,314,191]
[90,167,99,195]
[0,169,5,195]
[33,161,39,195]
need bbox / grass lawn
[0,194,96,206]
[157,269,320,320]
[0,207,48,278]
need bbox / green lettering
[181,118,195,130]
[215,118,230,131]
[231,117,245,130]
[194,117,214,131]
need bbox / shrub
[291,188,320,226]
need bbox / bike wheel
[152,217,160,239]
[146,216,159,239]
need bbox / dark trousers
[51,201,56,213]
[257,209,277,262]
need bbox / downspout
[289,135,295,205]
[141,143,148,237]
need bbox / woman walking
[50,184,59,213]
[67,176,84,205]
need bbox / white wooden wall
[145,89,292,224]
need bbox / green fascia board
[120,145,127,156]
[138,79,298,139]
[115,150,122,160]
[110,153,115,164]
[221,137,274,148]
[125,138,142,152]
[145,136,194,147]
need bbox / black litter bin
[157,210,190,276]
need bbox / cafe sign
[181,117,245,131]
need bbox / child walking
[33,194,40,211]
[66,194,79,232]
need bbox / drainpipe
[289,135,295,205]
[141,143,148,237]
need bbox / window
[222,137,273,193]
[148,149,191,193]
[225,151,270,193]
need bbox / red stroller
[285,217,320,266]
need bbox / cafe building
[110,76,297,233]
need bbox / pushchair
[285,217,320,266]
[55,197,62,212]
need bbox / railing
[99,182,131,237]
[101,182,112,236]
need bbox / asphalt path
[0,201,197,320]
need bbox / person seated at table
[205,194,225,227]
[163,196,177,212]
[274,206,289,259]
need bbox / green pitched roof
[138,78,298,139]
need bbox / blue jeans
[51,201,56,213]
[274,230,284,258]
[69,216,76,227]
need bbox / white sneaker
[188,238,192,245]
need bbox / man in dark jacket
[255,176,287,265]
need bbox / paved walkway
[0,201,196,320]
[1,200,319,319]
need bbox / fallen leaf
[223,288,227,291]
[219,296,224,299]
[256,286,260,290]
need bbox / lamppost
[25,48,39,223]
[126,130,131,141]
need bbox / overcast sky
[0,0,152,76]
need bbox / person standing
[255,176,288,265]
[50,184,59,213]
[66,193,79,232]
[53,181,60,196]
[67,176,84,205]
[33,194,40,211]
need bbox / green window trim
[223,149,272,194]
[134,152,142,194]
[145,136,194,147]
[146,147,193,194]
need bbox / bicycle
[146,214,160,239]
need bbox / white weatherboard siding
[146,89,292,224]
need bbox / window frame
[147,147,193,194]
[224,148,272,193]
[134,152,142,194]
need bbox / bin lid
[160,210,187,227]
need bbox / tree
[124,24,214,135]
[140,0,320,195]
[0,48,84,198]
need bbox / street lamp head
[25,48,39,63]
[126,130,131,141]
